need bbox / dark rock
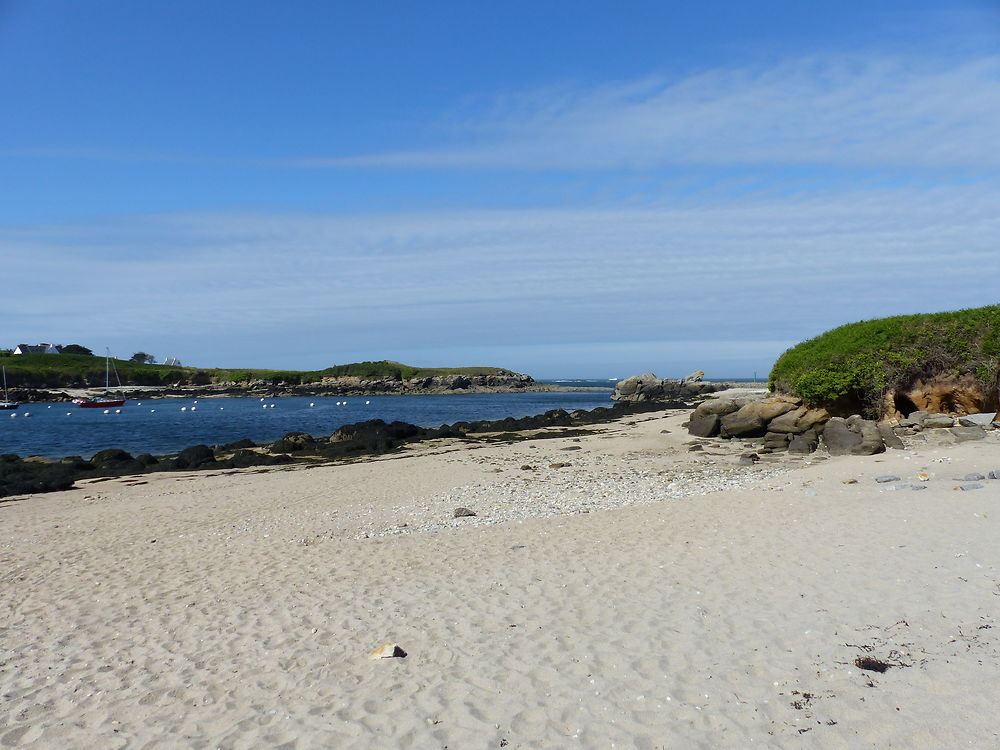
[172,444,216,470]
[219,438,256,451]
[687,412,721,438]
[877,424,905,450]
[989,470,1000,480]
[875,475,901,483]
[453,507,477,517]
[136,453,159,466]
[788,431,818,454]
[224,450,294,468]
[269,432,316,453]
[963,473,986,481]
[821,418,862,455]
[688,444,703,452]
[739,453,760,465]
[719,411,768,439]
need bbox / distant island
[0,354,606,401]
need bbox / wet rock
[171,444,216,470]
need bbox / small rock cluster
[612,372,723,403]
[686,396,999,456]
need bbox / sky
[1,1,998,379]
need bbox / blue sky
[2,1,998,378]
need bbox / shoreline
[3,409,999,746]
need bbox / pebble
[963,473,986,481]
[875,475,901,483]
[959,483,984,491]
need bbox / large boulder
[719,411,768,439]
[821,418,861,455]
[852,417,887,455]
[687,412,721,438]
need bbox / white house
[13,343,59,355]
[163,356,182,366]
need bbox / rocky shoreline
[0,399,686,500]
[7,373,610,403]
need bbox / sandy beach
[3,408,1000,749]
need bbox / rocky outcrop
[883,374,993,421]
[612,372,723,403]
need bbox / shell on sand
[369,642,407,660]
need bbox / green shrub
[770,305,1000,415]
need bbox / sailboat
[1,366,19,410]
[74,350,126,408]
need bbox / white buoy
[181,406,187,411]
[365,400,370,405]
[103,409,110,414]
[194,400,198,404]
[190,406,196,411]
[260,397,265,401]
[219,407,224,410]
[137,402,142,406]
[309,402,315,407]
[262,404,267,409]
[269,403,275,408]
[66,412,72,416]
[9,413,15,418]
[114,409,121,414]
[23,412,30,417]
[47,405,51,408]
[150,409,155,413]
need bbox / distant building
[13,343,59,355]
[163,356,182,366]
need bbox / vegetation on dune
[0,354,517,389]
[769,305,1000,416]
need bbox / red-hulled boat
[76,350,127,409]
[75,397,126,408]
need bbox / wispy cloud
[4,179,998,372]
[283,54,1000,172]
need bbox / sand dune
[2,411,999,748]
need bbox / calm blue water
[0,391,614,459]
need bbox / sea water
[0,390,614,459]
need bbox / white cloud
[3,179,998,372]
[283,54,1000,172]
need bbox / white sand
[2,412,1000,748]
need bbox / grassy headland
[0,354,517,389]
[769,305,1000,416]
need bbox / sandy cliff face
[882,373,997,420]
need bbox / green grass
[769,305,1000,415]
[0,354,517,389]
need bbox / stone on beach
[453,507,477,518]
